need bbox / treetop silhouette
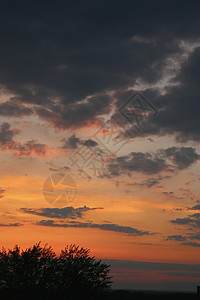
[0,242,112,293]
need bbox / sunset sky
[1,0,200,292]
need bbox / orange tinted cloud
[185,180,196,185]
[0,140,49,156]
[150,185,164,189]
[0,141,66,157]
[0,122,61,157]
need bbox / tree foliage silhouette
[0,242,112,293]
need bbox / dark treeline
[0,242,111,299]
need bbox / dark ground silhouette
[0,289,198,300]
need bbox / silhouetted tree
[0,242,112,296]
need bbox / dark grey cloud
[165,235,186,242]
[84,139,98,147]
[107,41,200,145]
[167,231,200,247]
[0,122,18,144]
[62,134,98,150]
[20,205,99,219]
[181,242,200,248]
[0,26,179,105]
[107,152,167,176]
[120,47,200,142]
[144,178,160,188]
[62,135,82,150]
[0,122,49,156]
[166,215,200,247]
[171,213,200,228]
[103,147,199,177]
[0,0,199,135]
[188,204,200,211]
[0,101,33,117]
[162,147,200,170]
[35,93,113,129]
[171,217,194,226]
[189,233,200,240]
[37,219,152,236]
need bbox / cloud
[161,147,200,170]
[151,185,164,190]
[103,258,200,272]
[185,180,196,185]
[0,13,180,105]
[0,223,23,227]
[189,233,200,240]
[1,139,49,157]
[181,242,200,248]
[49,167,59,172]
[171,217,194,226]
[0,122,19,144]
[62,134,98,150]
[102,147,199,177]
[188,204,200,210]
[162,271,200,278]
[36,220,152,236]
[156,47,200,142]
[112,45,200,143]
[127,175,170,190]
[11,140,50,156]
[173,208,183,211]
[35,93,113,129]
[161,191,182,200]
[0,122,49,156]
[171,213,200,228]
[20,205,99,219]
[166,227,200,247]
[144,178,161,187]
[0,188,5,198]
[179,187,190,192]
[107,152,167,176]
[165,235,186,242]
[0,100,33,117]
[0,0,200,155]
[127,178,160,188]
[0,1,200,135]
[111,180,125,187]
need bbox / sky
[0,0,200,292]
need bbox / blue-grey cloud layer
[104,258,200,272]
